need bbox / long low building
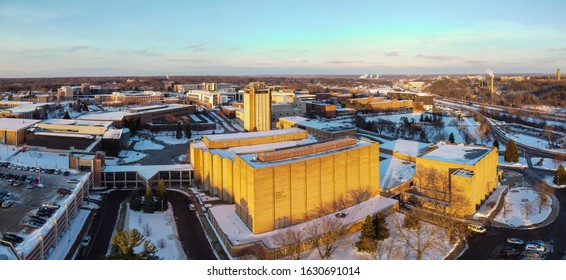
[190,128,380,234]
[0,118,41,145]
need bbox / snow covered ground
[494,186,552,227]
[531,157,565,171]
[380,157,415,190]
[498,156,528,168]
[104,150,148,165]
[300,213,455,260]
[124,205,186,260]
[8,150,70,169]
[133,139,164,151]
[505,132,551,151]
[154,134,191,145]
[474,183,508,219]
[0,144,21,161]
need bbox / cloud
[285,59,309,64]
[169,58,211,63]
[324,60,364,64]
[111,49,161,56]
[182,44,206,52]
[546,48,566,52]
[384,51,401,57]
[415,54,460,61]
[64,45,90,52]
[273,49,310,53]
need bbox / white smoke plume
[486,69,494,77]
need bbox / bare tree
[476,121,491,144]
[141,223,152,237]
[535,182,554,214]
[362,240,404,260]
[520,200,534,220]
[552,154,564,169]
[305,216,346,260]
[157,238,166,249]
[348,189,371,204]
[275,228,304,260]
[390,211,447,260]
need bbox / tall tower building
[558,69,561,81]
[244,82,271,131]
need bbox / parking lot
[490,238,554,260]
[0,162,86,240]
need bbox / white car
[1,200,13,208]
[525,244,545,252]
[468,224,486,234]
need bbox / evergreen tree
[107,229,160,260]
[63,111,71,119]
[143,185,155,213]
[373,213,390,241]
[419,130,427,142]
[158,179,167,198]
[448,132,455,143]
[419,114,424,122]
[504,140,519,163]
[554,165,566,186]
[176,122,183,139]
[493,139,500,150]
[355,214,390,252]
[129,191,143,211]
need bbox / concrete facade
[243,82,271,131]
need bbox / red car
[57,188,72,195]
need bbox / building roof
[279,116,355,132]
[238,138,373,168]
[77,104,190,121]
[420,142,493,165]
[40,119,113,128]
[0,118,41,131]
[380,139,430,157]
[203,127,305,142]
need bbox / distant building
[558,69,561,81]
[57,86,74,99]
[0,118,41,145]
[186,90,241,108]
[243,82,271,131]
[346,96,414,111]
[304,101,336,118]
[277,116,356,141]
[77,104,195,128]
[0,101,53,119]
[386,92,434,111]
[81,83,91,95]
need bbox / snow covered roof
[238,139,373,168]
[380,139,430,157]
[420,142,493,165]
[0,118,41,131]
[40,119,113,128]
[279,116,355,132]
[102,129,123,139]
[78,104,190,121]
[209,138,318,160]
[203,127,305,141]
[103,164,193,180]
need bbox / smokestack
[491,75,494,94]
[486,69,494,94]
[558,69,561,81]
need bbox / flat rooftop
[380,139,430,157]
[0,118,41,131]
[420,142,492,165]
[0,165,89,256]
[40,119,113,128]
[203,127,305,142]
[77,104,190,121]
[279,116,355,132]
[238,138,373,168]
[206,137,318,160]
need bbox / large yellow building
[243,82,271,131]
[408,142,498,215]
[190,128,381,234]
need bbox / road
[167,191,216,260]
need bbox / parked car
[467,224,486,234]
[54,169,61,175]
[507,238,525,245]
[2,233,23,244]
[81,235,91,247]
[24,221,42,228]
[1,200,13,208]
[523,250,543,259]
[63,171,70,176]
[67,179,79,183]
[57,188,72,195]
[528,240,545,247]
[41,203,60,209]
[525,243,545,252]
[29,215,47,224]
[499,247,519,257]
[188,204,196,211]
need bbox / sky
[1,0,565,77]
